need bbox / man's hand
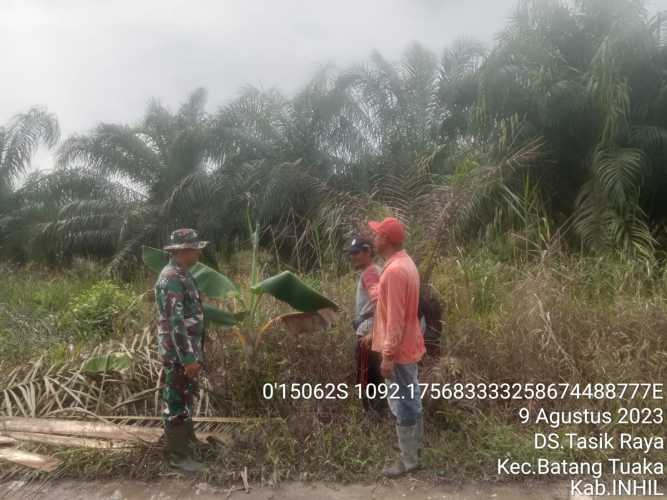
[360,333,373,348]
[183,362,201,379]
[380,357,394,379]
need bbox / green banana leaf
[203,305,247,326]
[142,246,238,299]
[142,245,169,273]
[82,352,133,374]
[251,271,338,313]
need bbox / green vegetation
[57,280,139,340]
[1,252,665,483]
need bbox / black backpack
[418,283,443,358]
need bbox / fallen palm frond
[0,436,17,446]
[76,415,280,424]
[52,415,273,447]
[0,321,277,469]
[1,432,132,450]
[0,416,244,454]
[0,448,61,472]
[0,327,214,419]
[0,417,162,444]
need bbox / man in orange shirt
[368,217,425,477]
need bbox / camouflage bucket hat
[164,228,209,251]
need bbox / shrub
[58,280,137,339]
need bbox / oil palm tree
[0,108,60,260]
[0,107,60,187]
[54,88,231,269]
[208,69,376,267]
[341,44,444,179]
[0,169,141,263]
[442,0,667,256]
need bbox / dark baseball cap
[348,237,373,254]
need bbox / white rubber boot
[415,414,424,453]
[383,424,420,478]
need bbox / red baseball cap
[368,217,405,245]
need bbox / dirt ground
[0,478,656,500]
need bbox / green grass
[0,263,146,366]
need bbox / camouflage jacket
[155,259,205,366]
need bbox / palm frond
[0,108,60,182]
[57,125,160,189]
[592,147,644,207]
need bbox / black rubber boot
[165,423,208,473]
[185,419,208,448]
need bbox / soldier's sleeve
[157,276,197,366]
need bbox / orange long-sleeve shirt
[371,250,425,364]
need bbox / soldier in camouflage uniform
[155,228,208,472]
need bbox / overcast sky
[2,0,667,170]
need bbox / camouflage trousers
[161,363,198,427]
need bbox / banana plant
[141,242,338,364]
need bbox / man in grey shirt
[349,237,383,415]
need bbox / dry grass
[427,254,667,387]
